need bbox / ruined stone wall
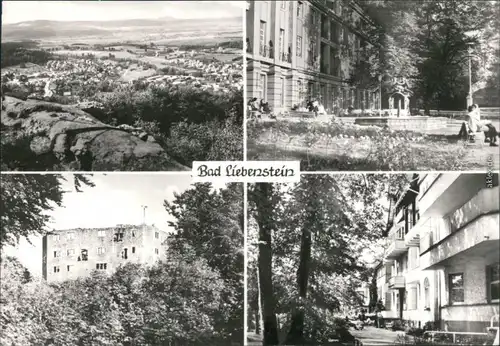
[43,224,167,282]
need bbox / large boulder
[1,96,189,171]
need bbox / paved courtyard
[350,326,401,345]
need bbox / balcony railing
[279,52,292,63]
[385,228,408,259]
[420,186,499,254]
[447,186,499,233]
[259,44,271,58]
[388,276,405,289]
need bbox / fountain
[354,77,448,132]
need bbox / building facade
[246,0,380,113]
[377,173,499,332]
[42,224,168,282]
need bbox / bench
[460,122,486,147]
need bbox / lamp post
[466,46,473,108]
[378,75,382,116]
[464,31,477,108]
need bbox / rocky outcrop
[1,96,189,171]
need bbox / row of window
[53,246,162,260]
[51,231,161,242]
[382,265,499,311]
[53,263,107,273]
[54,247,137,258]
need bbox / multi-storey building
[246,0,380,113]
[377,173,499,333]
[42,224,168,282]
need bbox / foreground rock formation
[1,96,189,171]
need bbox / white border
[242,4,248,345]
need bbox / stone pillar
[267,66,281,111]
[246,60,261,100]
[291,1,297,70]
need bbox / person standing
[470,104,498,146]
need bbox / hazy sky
[2,1,244,24]
[3,173,227,276]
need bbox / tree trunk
[285,226,312,344]
[368,269,378,313]
[256,266,263,335]
[253,183,280,345]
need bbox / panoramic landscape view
[246,0,500,171]
[1,1,243,171]
[1,174,244,345]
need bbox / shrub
[164,118,243,166]
[391,319,405,331]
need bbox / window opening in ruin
[155,248,159,255]
[81,249,88,261]
[54,250,60,258]
[122,248,128,260]
[96,263,107,270]
[53,266,60,273]
[67,265,73,272]
[132,247,136,254]
[114,232,124,242]
[155,232,159,239]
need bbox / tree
[249,174,409,345]
[0,174,95,249]
[358,0,499,110]
[164,183,244,343]
[248,183,281,345]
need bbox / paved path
[350,326,400,345]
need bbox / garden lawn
[247,119,500,171]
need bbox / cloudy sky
[2,1,244,24]
[3,173,227,276]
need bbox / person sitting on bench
[469,104,498,147]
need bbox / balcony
[259,45,273,59]
[448,186,499,233]
[385,227,408,259]
[279,52,292,64]
[388,276,405,289]
[420,186,499,269]
[405,233,420,247]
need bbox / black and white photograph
[247,173,499,345]
[246,0,500,171]
[0,173,244,345]
[1,1,244,171]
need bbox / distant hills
[1,16,242,42]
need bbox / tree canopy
[0,174,95,249]
[354,0,499,110]
[247,174,409,345]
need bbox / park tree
[358,0,499,110]
[248,174,410,345]
[0,174,95,249]
[164,183,244,343]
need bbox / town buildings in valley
[42,224,168,282]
